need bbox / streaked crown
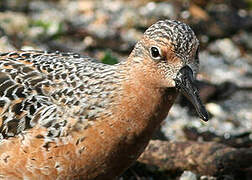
[144,20,199,61]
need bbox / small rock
[208,38,241,60]
[139,2,177,19]
[200,175,217,180]
[237,31,252,50]
[0,36,16,52]
[180,171,197,180]
[0,12,29,36]
[206,103,225,118]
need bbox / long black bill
[174,66,209,121]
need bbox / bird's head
[129,20,208,121]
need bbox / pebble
[200,175,217,180]
[180,171,197,180]
[0,36,16,52]
[208,38,241,60]
[139,2,177,19]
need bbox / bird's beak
[174,65,209,121]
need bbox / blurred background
[0,0,252,179]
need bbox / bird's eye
[150,46,162,60]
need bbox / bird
[0,20,208,180]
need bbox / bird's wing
[0,51,90,139]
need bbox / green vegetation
[101,50,118,65]
[30,20,64,39]
[246,0,252,9]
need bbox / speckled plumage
[0,20,204,179]
[0,51,122,139]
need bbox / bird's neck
[110,60,178,138]
[69,61,178,179]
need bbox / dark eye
[150,46,161,60]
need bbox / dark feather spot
[55,74,60,80]
[31,54,40,58]
[29,105,36,115]
[0,81,13,96]
[5,119,19,135]
[3,155,10,163]
[62,89,68,94]
[9,52,19,57]
[12,102,23,115]
[71,82,76,87]
[79,85,84,91]
[61,73,67,79]
[35,86,43,95]
[0,100,5,107]
[21,53,31,58]
[61,98,66,104]
[73,101,80,106]
[22,67,34,73]
[67,91,73,96]
[16,87,26,98]
[0,52,8,56]
[25,116,32,129]
[6,85,18,100]
[78,147,86,154]
[35,134,44,139]
[43,142,52,151]
[30,78,45,86]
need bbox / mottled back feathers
[0,51,119,139]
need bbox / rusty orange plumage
[0,20,207,179]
